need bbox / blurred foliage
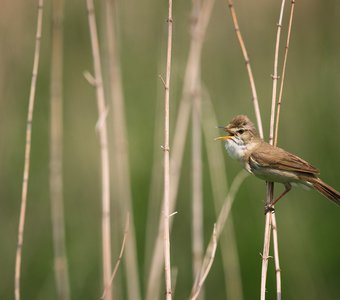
[0,0,340,299]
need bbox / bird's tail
[307,177,340,206]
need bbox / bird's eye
[237,129,245,134]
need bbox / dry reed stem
[144,91,164,292]
[271,3,296,299]
[269,0,286,145]
[225,15,278,292]
[227,0,264,139]
[162,0,174,298]
[189,224,217,300]
[191,91,204,293]
[260,209,272,300]
[191,0,204,291]
[274,0,296,147]
[104,0,141,299]
[190,171,248,299]
[85,0,112,299]
[201,91,244,300]
[227,1,287,298]
[271,213,281,300]
[146,1,215,298]
[100,213,130,300]
[50,0,70,298]
[214,171,248,238]
[261,1,286,299]
[14,1,44,299]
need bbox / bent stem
[189,171,248,299]
[227,0,264,139]
[189,224,217,300]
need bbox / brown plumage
[216,115,340,208]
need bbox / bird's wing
[250,142,320,175]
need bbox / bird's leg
[265,183,292,214]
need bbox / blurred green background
[1,0,340,299]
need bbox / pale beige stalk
[271,214,282,300]
[100,213,130,300]
[260,210,272,300]
[162,0,174,298]
[226,1,285,299]
[85,0,112,299]
[262,1,286,300]
[15,1,44,299]
[50,0,70,298]
[269,0,286,145]
[146,0,215,298]
[274,0,296,147]
[227,0,264,139]
[191,0,204,293]
[189,225,217,300]
[104,1,141,299]
[190,171,248,299]
[272,3,296,299]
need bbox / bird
[215,115,340,212]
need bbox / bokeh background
[1,0,340,299]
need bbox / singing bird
[216,115,340,211]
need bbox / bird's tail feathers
[306,177,340,206]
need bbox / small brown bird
[216,115,340,211]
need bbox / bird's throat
[224,138,248,162]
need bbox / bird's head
[215,115,259,144]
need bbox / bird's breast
[224,139,247,162]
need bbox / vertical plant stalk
[269,0,286,145]
[190,171,248,299]
[100,213,130,300]
[227,1,286,299]
[274,0,296,147]
[271,214,281,300]
[189,224,217,300]
[192,88,204,294]
[227,0,264,139]
[162,0,174,298]
[262,1,286,300]
[191,0,203,292]
[104,0,141,299]
[272,2,296,299]
[86,1,112,299]
[14,1,44,299]
[50,0,70,299]
[146,0,215,298]
[260,210,272,300]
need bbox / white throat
[224,137,247,162]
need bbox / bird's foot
[264,204,275,214]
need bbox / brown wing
[250,142,320,175]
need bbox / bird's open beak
[215,125,233,141]
[214,135,233,141]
